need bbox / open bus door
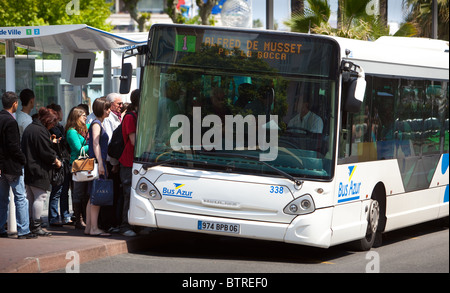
[119,45,146,94]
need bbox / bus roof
[149,24,448,80]
[330,35,449,80]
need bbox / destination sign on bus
[203,37,303,61]
[150,25,339,77]
[176,34,303,61]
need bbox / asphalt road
[51,220,448,274]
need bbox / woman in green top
[65,107,90,229]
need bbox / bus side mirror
[343,66,366,113]
[120,63,133,94]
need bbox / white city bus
[124,24,449,250]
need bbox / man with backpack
[117,89,140,237]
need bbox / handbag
[90,176,114,206]
[72,147,99,182]
[50,163,65,186]
[51,141,69,186]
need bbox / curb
[1,236,148,273]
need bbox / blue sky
[252,0,291,30]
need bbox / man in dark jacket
[0,91,36,239]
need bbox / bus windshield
[135,25,340,180]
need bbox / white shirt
[288,111,323,134]
[103,111,121,144]
[103,111,121,164]
[16,110,33,139]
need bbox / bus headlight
[283,194,315,215]
[300,199,311,210]
[288,204,298,214]
[139,182,148,193]
[136,178,162,200]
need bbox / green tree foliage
[166,0,218,25]
[284,0,331,33]
[122,0,151,32]
[403,0,449,40]
[285,0,418,40]
[0,0,112,31]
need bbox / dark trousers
[119,164,132,229]
[48,172,71,224]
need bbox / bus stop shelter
[1,24,147,94]
[0,24,147,234]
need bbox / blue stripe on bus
[338,196,360,203]
[442,153,449,175]
[444,185,449,203]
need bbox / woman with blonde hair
[66,106,90,229]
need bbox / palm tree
[335,0,389,39]
[291,0,304,15]
[285,0,418,40]
[380,0,388,26]
[284,0,331,33]
[403,0,449,40]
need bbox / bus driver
[288,95,323,134]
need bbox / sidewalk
[0,223,152,273]
[0,194,151,273]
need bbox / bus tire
[351,199,381,251]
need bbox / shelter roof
[0,24,147,54]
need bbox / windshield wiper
[196,151,304,188]
[143,152,304,188]
[143,158,229,171]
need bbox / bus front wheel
[353,199,381,251]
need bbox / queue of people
[0,88,140,239]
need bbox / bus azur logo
[162,183,194,198]
[338,166,362,203]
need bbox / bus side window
[339,75,375,163]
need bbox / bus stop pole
[5,40,15,91]
[432,0,438,39]
[5,39,17,235]
[266,0,274,30]
[103,50,112,96]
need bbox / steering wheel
[285,126,313,136]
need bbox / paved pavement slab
[0,224,151,273]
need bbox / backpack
[108,112,137,160]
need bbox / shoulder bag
[72,147,99,182]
